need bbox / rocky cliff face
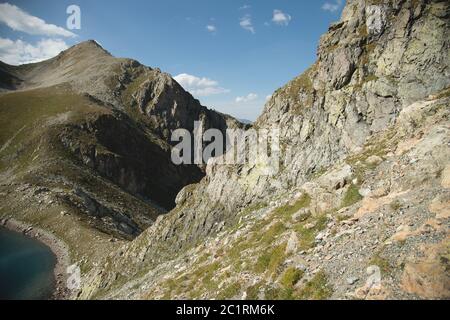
[79,0,450,300]
[208,0,449,210]
[0,41,242,275]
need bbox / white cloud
[0,37,68,65]
[272,9,292,26]
[265,94,272,101]
[240,14,255,34]
[206,25,217,33]
[239,5,251,10]
[235,93,258,103]
[322,0,343,13]
[174,73,230,97]
[0,3,76,37]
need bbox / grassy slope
[0,86,164,273]
[0,85,107,172]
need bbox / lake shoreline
[1,218,73,300]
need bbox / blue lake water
[0,226,56,300]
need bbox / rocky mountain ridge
[0,40,242,142]
[78,0,450,300]
[0,40,243,277]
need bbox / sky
[0,0,344,121]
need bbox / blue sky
[0,0,344,120]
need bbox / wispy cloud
[265,94,272,102]
[235,93,258,103]
[239,5,251,10]
[0,3,76,37]
[240,14,255,34]
[206,25,217,33]
[174,73,230,97]
[0,37,68,65]
[272,10,292,26]
[322,0,343,13]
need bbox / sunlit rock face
[75,0,449,300]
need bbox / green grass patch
[369,253,393,275]
[294,214,328,250]
[197,262,221,289]
[229,201,268,233]
[282,63,318,111]
[264,286,282,300]
[245,281,263,300]
[310,167,327,179]
[296,271,333,300]
[341,184,363,208]
[227,237,254,262]
[358,24,368,37]
[353,74,379,91]
[0,86,108,173]
[389,200,402,211]
[254,243,287,277]
[217,282,241,300]
[274,193,311,221]
[280,267,304,288]
[260,221,287,245]
[239,202,268,216]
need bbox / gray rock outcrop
[78,0,450,300]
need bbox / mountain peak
[78,39,106,49]
[60,40,112,58]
